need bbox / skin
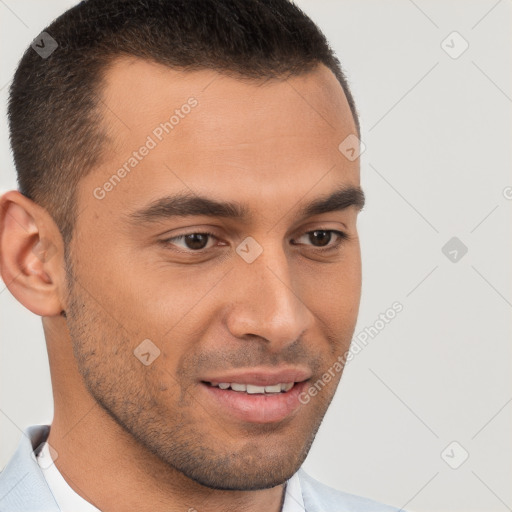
[0,58,363,512]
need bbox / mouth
[198,369,311,424]
[201,381,295,394]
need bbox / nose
[224,242,315,351]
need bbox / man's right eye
[160,231,220,252]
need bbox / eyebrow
[126,185,365,226]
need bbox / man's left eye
[292,230,347,250]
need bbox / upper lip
[201,366,312,386]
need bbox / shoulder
[297,468,404,512]
[0,425,59,511]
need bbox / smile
[200,378,309,424]
[204,381,294,393]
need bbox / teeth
[246,384,266,394]
[208,382,295,393]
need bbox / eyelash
[161,229,348,254]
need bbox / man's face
[66,58,362,490]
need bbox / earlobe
[0,190,66,317]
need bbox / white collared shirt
[36,441,305,511]
[36,441,101,512]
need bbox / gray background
[1,1,511,511]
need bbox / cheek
[302,255,361,313]
[299,256,361,355]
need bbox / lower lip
[200,381,308,424]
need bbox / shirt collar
[36,441,101,512]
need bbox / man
[0,0,403,510]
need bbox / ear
[0,190,67,317]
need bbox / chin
[186,464,298,491]
[165,436,314,491]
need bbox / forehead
[78,57,359,227]
[99,57,355,145]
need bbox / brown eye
[309,230,332,247]
[162,231,218,252]
[182,233,210,250]
[293,229,347,250]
